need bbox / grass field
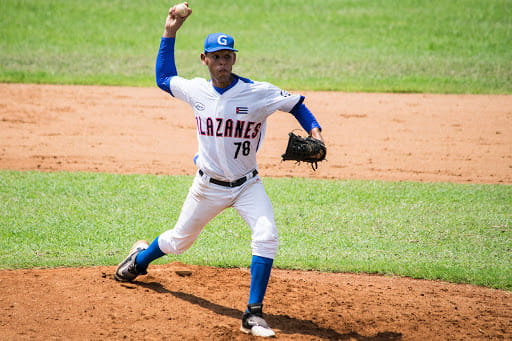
[0,0,511,291]
[1,171,510,290]
[1,0,511,93]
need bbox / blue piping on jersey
[212,76,238,95]
[212,74,253,95]
[235,74,254,84]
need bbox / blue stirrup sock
[248,255,274,308]
[135,236,165,270]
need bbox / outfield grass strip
[0,171,510,290]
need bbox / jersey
[169,75,302,181]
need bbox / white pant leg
[233,177,279,259]
[158,175,229,255]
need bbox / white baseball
[175,3,188,17]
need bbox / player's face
[201,50,236,88]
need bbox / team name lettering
[206,118,214,136]
[225,119,233,137]
[216,118,223,136]
[244,122,254,139]
[196,116,261,139]
[196,117,206,135]
[234,120,245,138]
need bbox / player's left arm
[289,100,324,142]
[309,127,324,143]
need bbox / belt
[199,169,258,188]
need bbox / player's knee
[158,229,195,255]
[251,238,279,259]
[251,216,279,258]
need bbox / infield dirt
[0,83,511,340]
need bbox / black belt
[199,169,258,188]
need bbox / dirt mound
[1,263,510,340]
[0,83,511,340]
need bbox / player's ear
[200,53,208,66]
[232,53,236,65]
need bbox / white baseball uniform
[157,75,303,259]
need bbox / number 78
[234,141,251,158]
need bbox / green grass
[1,0,511,93]
[1,0,511,291]
[1,170,510,290]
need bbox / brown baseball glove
[281,132,326,170]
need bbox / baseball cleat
[240,303,276,338]
[114,240,149,282]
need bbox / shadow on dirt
[137,281,402,340]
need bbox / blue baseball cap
[204,32,238,53]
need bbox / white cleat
[114,240,149,282]
[240,303,276,338]
[241,325,276,338]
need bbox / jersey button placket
[215,98,232,179]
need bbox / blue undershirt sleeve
[155,37,178,95]
[289,97,322,133]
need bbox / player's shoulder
[170,76,210,92]
[236,75,255,85]
[235,75,276,92]
[236,75,267,86]
[187,76,210,87]
[171,76,208,85]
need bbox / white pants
[158,171,279,259]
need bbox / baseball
[175,3,188,17]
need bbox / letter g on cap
[217,35,228,46]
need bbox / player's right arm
[163,3,191,38]
[156,4,192,94]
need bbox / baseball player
[115,3,324,337]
